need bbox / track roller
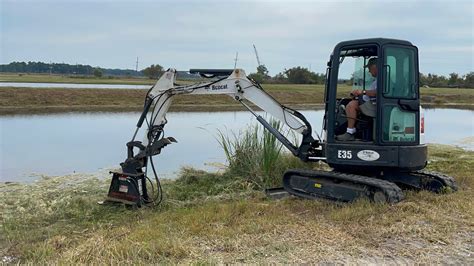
[283,169,404,204]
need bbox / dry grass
[0,73,155,85]
[1,144,472,264]
[0,86,323,115]
[1,85,473,115]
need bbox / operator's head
[365,58,378,77]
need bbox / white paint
[337,150,352,159]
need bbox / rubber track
[413,170,458,191]
[283,169,404,203]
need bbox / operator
[336,57,377,141]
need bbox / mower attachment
[107,171,149,206]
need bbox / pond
[1,109,472,183]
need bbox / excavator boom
[140,68,320,160]
[105,68,324,206]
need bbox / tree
[93,68,103,77]
[257,65,269,76]
[310,72,325,84]
[142,64,164,79]
[272,72,288,83]
[248,64,270,83]
[248,73,266,83]
[448,72,460,85]
[464,72,474,88]
[284,67,310,84]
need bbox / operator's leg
[336,100,359,141]
[346,100,360,129]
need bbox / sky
[1,0,473,76]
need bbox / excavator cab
[284,38,456,203]
[323,38,425,172]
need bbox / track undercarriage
[272,169,458,203]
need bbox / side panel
[326,143,427,170]
[326,143,399,167]
[399,144,427,169]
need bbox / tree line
[0,61,142,77]
[1,61,472,88]
[248,65,473,88]
[419,73,474,88]
[248,65,326,84]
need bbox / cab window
[382,46,418,143]
[383,47,417,99]
[352,57,376,90]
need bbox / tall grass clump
[218,119,309,188]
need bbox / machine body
[106,38,457,206]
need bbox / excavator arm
[133,68,322,163]
[107,68,323,206]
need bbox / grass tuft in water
[217,119,310,188]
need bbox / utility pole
[135,57,139,75]
[233,52,238,69]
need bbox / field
[1,84,473,115]
[0,73,155,85]
[1,144,473,264]
[1,72,474,114]
[1,74,473,263]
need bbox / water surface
[1,109,472,182]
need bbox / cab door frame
[325,42,381,144]
[376,44,421,146]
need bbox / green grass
[217,119,313,188]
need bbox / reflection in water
[0,109,472,182]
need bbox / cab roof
[333,38,415,57]
[335,38,414,48]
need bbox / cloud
[1,0,472,75]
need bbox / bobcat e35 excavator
[106,38,457,207]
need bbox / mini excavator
[106,38,457,206]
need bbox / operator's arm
[351,80,377,97]
[365,90,376,97]
[351,89,375,96]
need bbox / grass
[1,85,473,115]
[217,119,312,188]
[0,73,155,85]
[1,118,473,264]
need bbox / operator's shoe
[336,132,355,141]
